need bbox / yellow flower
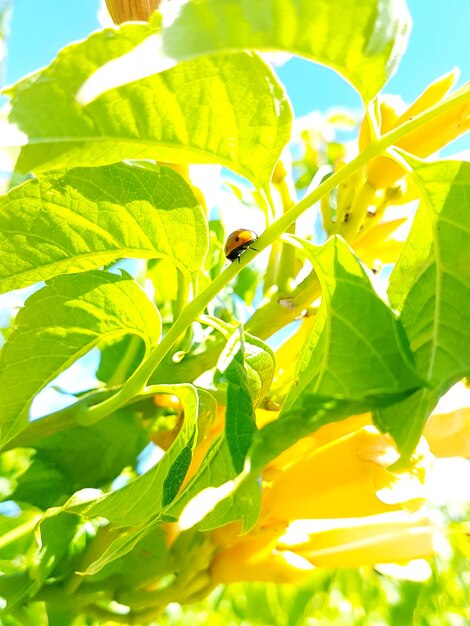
[262,413,372,482]
[353,217,408,267]
[209,512,436,582]
[359,95,405,150]
[424,407,470,458]
[277,512,437,568]
[208,424,432,584]
[261,427,428,523]
[360,69,470,189]
[210,524,313,584]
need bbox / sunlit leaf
[375,157,470,462]
[284,236,421,407]
[215,329,257,473]
[80,0,410,102]
[0,270,161,447]
[77,384,198,527]
[164,334,270,532]
[0,162,207,294]
[244,334,276,409]
[0,510,38,560]
[30,512,82,584]
[167,435,262,533]
[4,22,291,189]
[82,524,169,584]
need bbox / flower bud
[359,70,469,190]
[105,0,160,24]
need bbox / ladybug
[224,229,259,262]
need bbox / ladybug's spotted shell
[224,229,258,261]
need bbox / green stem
[46,85,470,426]
[149,263,321,386]
[107,334,143,387]
[0,514,42,550]
[82,259,245,424]
[2,388,113,450]
[197,313,236,338]
[247,267,320,338]
[174,268,189,320]
[276,174,297,292]
[263,240,283,295]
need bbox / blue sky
[3,0,470,152]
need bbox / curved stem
[2,388,114,450]
[63,85,470,425]
[107,334,143,387]
[275,173,298,292]
[197,313,236,338]
[173,268,189,320]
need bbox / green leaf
[4,22,292,189]
[9,409,149,509]
[82,524,169,585]
[163,331,273,531]
[215,329,257,473]
[79,523,155,577]
[0,511,38,560]
[375,158,470,462]
[78,384,198,528]
[0,571,36,615]
[8,456,68,510]
[75,389,217,575]
[30,512,82,584]
[79,0,410,103]
[0,270,161,447]
[198,465,261,532]
[166,435,261,533]
[0,512,81,614]
[244,334,276,408]
[0,162,208,294]
[213,330,274,475]
[162,443,194,506]
[45,604,77,626]
[194,387,218,444]
[162,344,265,531]
[97,335,146,386]
[283,236,422,411]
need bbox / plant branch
[36,85,470,428]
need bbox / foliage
[0,0,468,624]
